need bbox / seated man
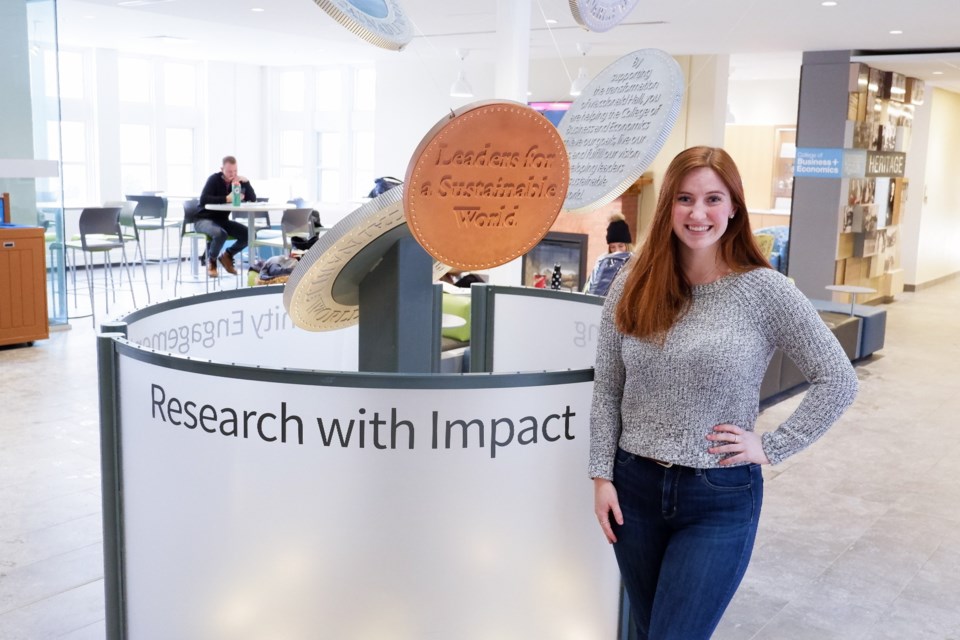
[197,155,257,277]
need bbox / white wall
[899,92,931,286]
[527,54,620,102]
[373,55,496,179]
[909,88,960,285]
[727,78,800,125]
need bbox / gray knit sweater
[589,267,858,479]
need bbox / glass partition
[0,0,66,325]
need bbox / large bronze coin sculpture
[404,100,570,271]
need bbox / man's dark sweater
[198,172,257,222]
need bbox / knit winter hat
[605,215,632,245]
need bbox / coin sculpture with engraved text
[404,101,570,271]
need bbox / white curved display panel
[122,287,359,371]
[99,286,620,640]
[470,286,604,373]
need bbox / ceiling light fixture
[251,7,264,11]
[143,35,191,44]
[450,49,474,98]
[117,0,176,7]
[821,1,838,6]
[569,43,591,97]
[933,71,944,75]
[546,18,558,24]
[889,29,903,35]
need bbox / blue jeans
[194,218,248,263]
[611,448,763,640]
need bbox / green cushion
[442,292,471,342]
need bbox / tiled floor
[1,264,959,639]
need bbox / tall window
[280,130,304,181]
[45,50,92,204]
[119,124,153,195]
[316,69,343,112]
[353,131,374,200]
[118,57,152,103]
[354,68,376,111]
[51,121,89,205]
[351,67,376,198]
[54,51,85,100]
[279,71,306,112]
[308,65,376,202]
[165,128,195,195]
[164,62,196,108]
[317,132,341,203]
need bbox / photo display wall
[835,63,921,301]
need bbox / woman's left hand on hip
[706,424,770,466]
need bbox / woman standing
[589,146,858,639]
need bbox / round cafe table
[206,202,294,272]
[825,284,876,316]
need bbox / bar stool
[126,194,181,288]
[174,199,213,296]
[63,207,137,327]
[106,199,151,304]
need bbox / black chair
[250,208,320,255]
[63,207,137,327]
[174,200,241,294]
[126,194,181,287]
[107,199,151,304]
[175,199,211,295]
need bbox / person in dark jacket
[197,155,256,277]
[585,213,633,296]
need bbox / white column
[494,0,530,102]
[684,54,730,148]
[95,49,122,201]
[488,0,532,285]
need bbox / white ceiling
[55,0,960,91]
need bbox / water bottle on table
[231,182,241,206]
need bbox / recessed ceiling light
[251,7,264,11]
[889,29,903,35]
[821,1,838,6]
[117,0,175,6]
[933,71,944,75]
[143,35,191,43]
[545,18,557,24]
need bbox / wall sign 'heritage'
[311,0,412,51]
[404,101,569,271]
[284,187,448,331]
[558,49,684,214]
[568,0,641,32]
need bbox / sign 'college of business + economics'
[794,148,906,179]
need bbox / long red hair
[615,146,771,341]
